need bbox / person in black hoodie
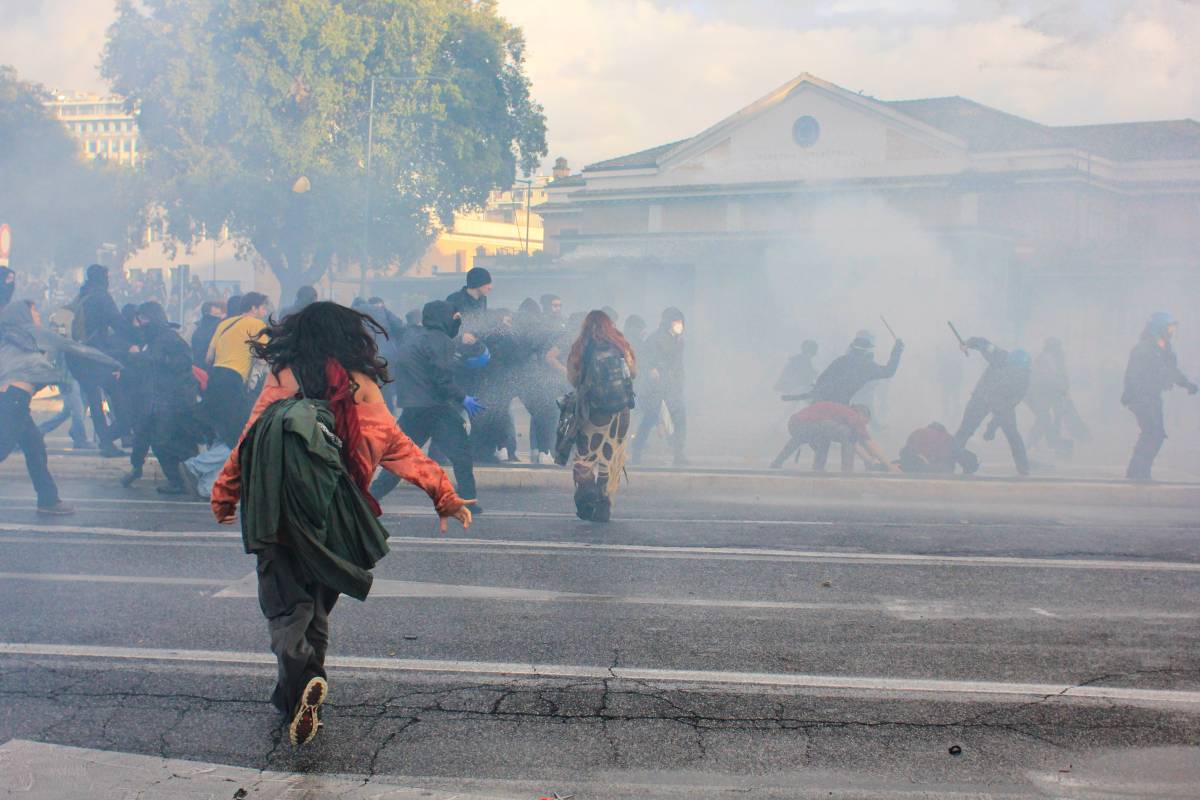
[68,264,130,457]
[120,302,204,493]
[953,337,1032,476]
[369,300,483,510]
[1122,312,1197,481]
[810,330,903,405]
[632,307,689,466]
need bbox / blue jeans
[38,380,90,445]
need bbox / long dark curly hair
[250,301,391,397]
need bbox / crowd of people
[2,259,1197,750]
[767,318,1196,481]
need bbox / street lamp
[361,74,450,299]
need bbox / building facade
[45,92,140,166]
[538,74,1200,340]
[404,178,548,277]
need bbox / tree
[0,67,147,273]
[103,0,548,302]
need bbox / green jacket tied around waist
[238,397,390,601]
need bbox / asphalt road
[1,477,1198,798]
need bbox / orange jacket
[211,369,461,519]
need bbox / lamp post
[361,74,449,299]
[513,178,534,258]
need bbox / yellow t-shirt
[206,315,267,381]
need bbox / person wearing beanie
[1122,312,1197,481]
[809,328,904,406]
[632,307,689,467]
[446,267,492,327]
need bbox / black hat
[466,267,493,289]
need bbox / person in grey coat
[0,299,121,514]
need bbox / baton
[947,321,969,357]
[880,315,897,341]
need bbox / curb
[5,454,1198,509]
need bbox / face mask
[671,321,684,336]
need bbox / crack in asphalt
[3,661,1195,774]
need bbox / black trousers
[632,390,687,463]
[255,544,339,715]
[203,367,251,448]
[0,387,61,507]
[370,406,477,501]
[1126,399,1165,480]
[955,395,1029,475]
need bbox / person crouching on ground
[210,302,473,747]
[769,402,890,472]
[898,422,979,475]
[567,310,637,522]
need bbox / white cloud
[499,0,1200,169]
[2,0,115,92]
[4,0,1197,171]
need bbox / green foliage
[103,0,548,299]
[0,67,147,272]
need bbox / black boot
[120,466,143,487]
[591,478,611,523]
[574,481,598,521]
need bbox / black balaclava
[422,300,462,339]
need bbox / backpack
[584,343,635,414]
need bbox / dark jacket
[966,339,1029,409]
[811,342,903,404]
[1122,333,1192,407]
[393,301,466,409]
[191,314,222,367]
[238,398,390,601]
[445,287,486,325]
[641,326,685,394]
[71,280,124,353]
[131,322,199,413]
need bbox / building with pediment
[538,74,1200,342]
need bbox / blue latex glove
[463,396,486,418]
[464,345,491,370]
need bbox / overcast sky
[5,0,1198,170]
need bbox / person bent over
[770,402,889,472]
[898,422,979,475]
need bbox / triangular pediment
[653,74,967,183]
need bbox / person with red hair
[211,301,473,747]
[566,310,637,521]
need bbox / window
[86,141,96,153]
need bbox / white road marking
[1029,607,1060,618]
[206,572,1199,620]
[4,523,1200,573]
[1,642,1197,707]
[0,572,230,587]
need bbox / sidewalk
[7,447,1199,509]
